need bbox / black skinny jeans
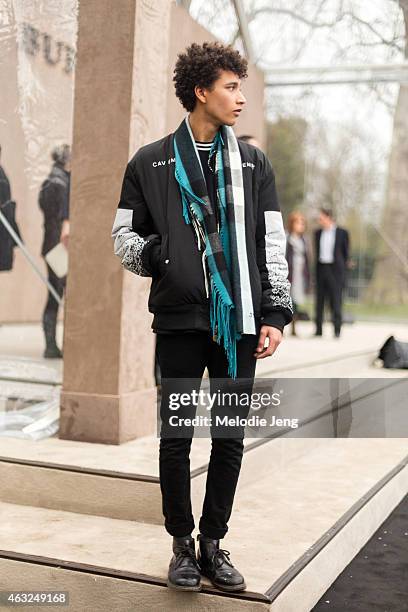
[156,325,259,540]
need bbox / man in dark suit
[314,208,350,338]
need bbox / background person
[0,144,11,205]
[286,211,311,336]
[38,144,71,358]
[238,134,262,149]
[0,144,22,273]
[314,207,350,338]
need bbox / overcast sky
[189,0,405,217]
[190,1,403,153]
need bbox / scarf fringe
[210,278,238,379]
[174,126,240,380]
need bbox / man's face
[319,212,332,229]
[197,70,246,126]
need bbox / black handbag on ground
[378,335,408,369]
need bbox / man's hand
[60,219,70,249]
[254,325,283,359]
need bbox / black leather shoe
[43,345,63,359]
[197,534,246,592]
[167,536,201,591]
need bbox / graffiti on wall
[21,23,75,74]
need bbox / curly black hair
[173,42,248,112]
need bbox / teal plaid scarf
[173,118,250,378]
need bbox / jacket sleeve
[61,177,70,221]
[0,170,11,204]
[343,229,350,263]
[256,155,293,331]
[39,181,64,219]
[111,160,161,277]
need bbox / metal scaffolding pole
[177,0,256,62]
[231,0,255,63]
[264,62,408,87]
[0,209,63,305]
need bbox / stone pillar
[60,0,172,444]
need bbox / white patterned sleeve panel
[111,162,160,278]
[264,210,293,312]
[256,153,293,329]
[111,208,150,277]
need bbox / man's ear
[194,85,207,104]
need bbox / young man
[314,208,350,338]
[111,42,292,592]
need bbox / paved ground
[0,321,407,609]
[313,494,408,612]
[255,320,408,378]
[1,319,407,383]
[0,321,64,383]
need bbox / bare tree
[367,0,408,303]
[246,0,404,64]
[248,0,408,304]
[304,119,382,222]
[188,0,408,302]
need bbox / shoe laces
[213,548,233,568]
[173,545,200,570]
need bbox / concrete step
[0,354,62,385]
[1,377,406,521]
[0,435,327,524]
[0,439,406,611]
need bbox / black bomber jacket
[111,121,293,333]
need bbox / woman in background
[286,211,310,336]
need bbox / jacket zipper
[202,249,209,298]
[191,214,209,299]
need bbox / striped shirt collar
[195,140,214,151]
